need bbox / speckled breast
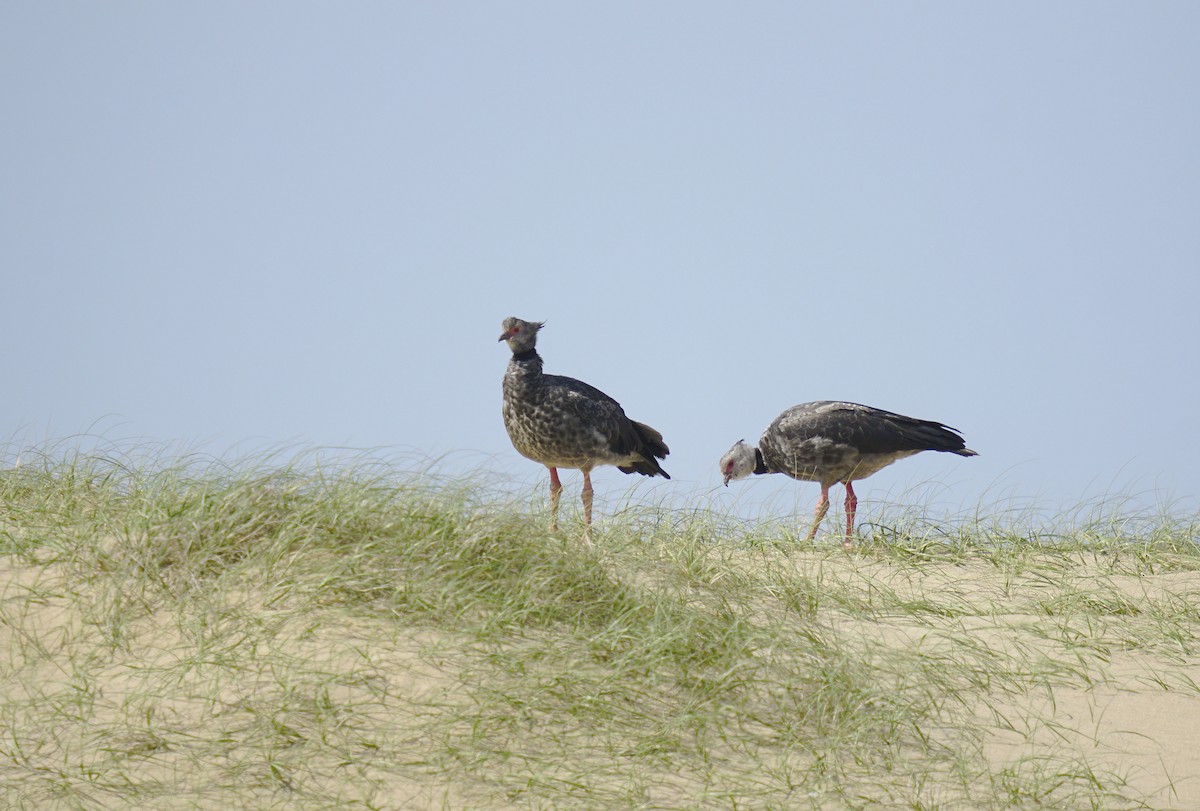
[502,380,609,469]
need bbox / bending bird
[720,401,976,548]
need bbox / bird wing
[772,401,969,455]
[542,373,646,456]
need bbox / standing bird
[499,317,670,537]
[719,401,976,548]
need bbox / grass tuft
[1,445,1198,809]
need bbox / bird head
[719,440,758,486]
[498,317,544,354]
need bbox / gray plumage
[720,401,976,546]
[757,401,975,484]
[499,317,669,534]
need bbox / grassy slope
[1,452,1198,810]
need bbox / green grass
[1,448,1198,809]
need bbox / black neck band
[511,349,539,363]
[754,448,769,475]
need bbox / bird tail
[618,421,671,479]
[907,420,977,457]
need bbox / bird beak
[497,330,509,342]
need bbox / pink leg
[806,485,831,540]
[581,469,594,547]
[843,481,858,549]
[581,469,594,526]
[548,467,563,531]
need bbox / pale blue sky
[3,4,1198,526]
